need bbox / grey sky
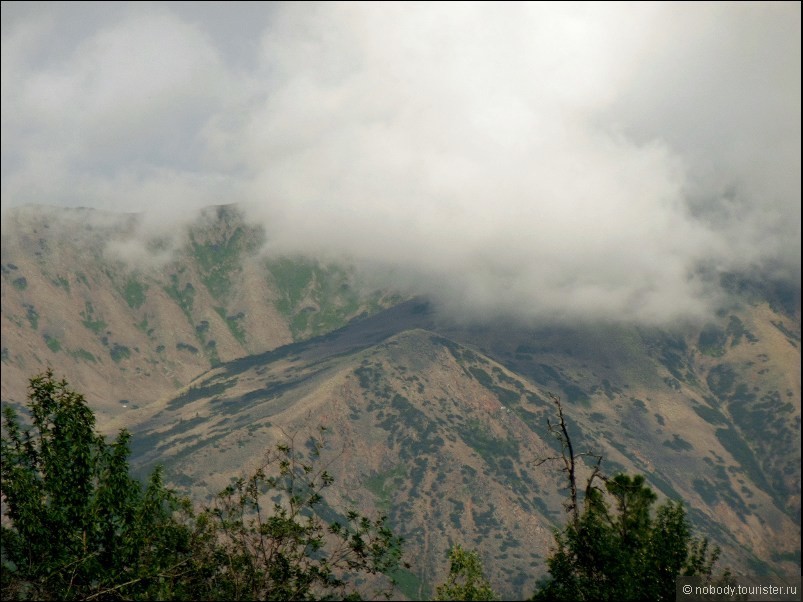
[2,2,800,323]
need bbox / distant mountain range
[1,204,799,600]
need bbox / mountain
[119,300,800,599]
[1,205,800,600]
[1,204,399,422]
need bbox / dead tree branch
[535,392,607,524]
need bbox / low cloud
[2,2,799,323]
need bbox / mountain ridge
[118,304,799,597]
[1,204,799,599]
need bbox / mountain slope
[1,205,398,421]
[2,205,799,599]
[120,298,800,599]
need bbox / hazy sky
[2,2,800,322]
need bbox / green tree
[1,370,194,600]
[532,395,721,602]
[1,371,404,601]
[435,544,497,601]
[186,427,404,601]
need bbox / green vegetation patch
[164,275,195,317]
[53,275,70,292]
[662,434,693,452]
[69,348,97,363]
[80,302,107,334]
[378,394,444,457]
[646,470,683,501]
[726,315,757,346]
[267,256,374,339]
[389,566,429,601]
[693,478,719,505]
[691,403,727,425]
[460,418,519,466]
[24,304,39,330]
[365,464,407,513]
[12,277,28,290]
[715,428,771,493]
[135,317,155,338]
[468,366,522,405]
[43,334,61,353]
[190,226,254,300]
[698,323,727,357]
[524,363,590,405]
[109,344,131,363]
[642,330,689,381]
[122,277,147,309]
[269,257,315,314]
[706,365,735,399]
[469,366,494,388]
[214,306,247,345]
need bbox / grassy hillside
[0,205,398,421]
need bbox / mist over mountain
[2,2,800,324]
[0,204,404,418]
[1,205,800,599]
[1,4,800,599]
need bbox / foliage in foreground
[186,428,403,601]
[531,394,722,602]
[532,474,721,602]
[1,370,193,600]
[1,373,729,601]
[1,370,402,601]
[435,544,497,601]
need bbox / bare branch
[535,393,607,525]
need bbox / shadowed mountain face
[1,206,800,600]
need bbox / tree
[186,427,404,601]
[1,371,404,601]
[532,394,721,602]
[1,369,194,600]
[435,544,497,601]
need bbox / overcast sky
[2,2,800,323]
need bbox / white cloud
[2,2,799,323]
